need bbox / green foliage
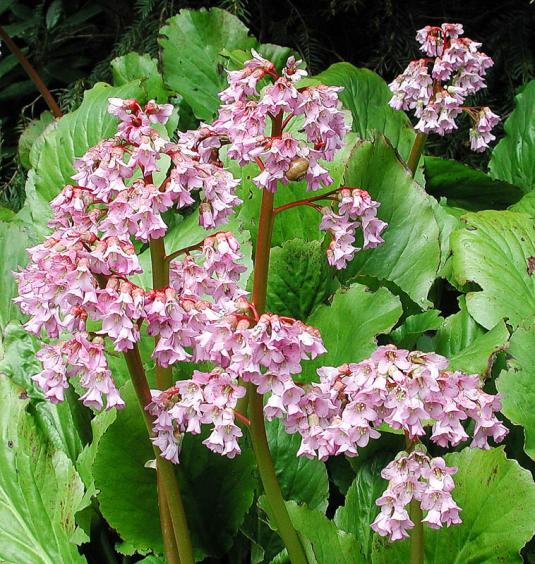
[301,283,402,381]
[372,448,535,563]
[451,211,535,330]
[0,377,86,563]
[93,382,256,560]
[489,79,535,192]
[341,138,441,308]
[266,418,329,512]
[497,320,535,460]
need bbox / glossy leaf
[301,283,402,382]
[266,239,339,319]
[489,79,535,193]
[424,156,523,210]
[93,381,256,559]
[341,138,441,308]
[451,210,535,330]
[390,310,443,349]
[497,320,535,460]
[266,418,329,512]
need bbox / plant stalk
[246,113,308,564]
[409,499,424,564]
[123,345,194,564]
[406,132,427,177]
[0,25,62,118]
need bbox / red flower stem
[407,132,427,177]
[273,187,342,215]
[0,25,62,118]
[247,112,308,564]
[122,345,193,564]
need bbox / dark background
[1,0,534,208]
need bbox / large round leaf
[159,8,292,122]
[497,320,535,460]
[0,377,86,563]
[301,282,402,382]
[424,156,523,210]
[266,418,329,512]
[372,448,535,563]
[489,79,535,193]
[93,381,256,559]
[34,81,144,201]
[314,63,415,162]
[451,210,535,330]
[341,137,441,308]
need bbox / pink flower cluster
[263,345,507,460]
[389,23,499,151]
[371,449,461,541]
[189,50,349,193]
[320,188,387,269]
[73,98,241,230]
[147,369,246,462]
[147,310,325,462]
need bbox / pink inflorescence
[371,449,461,541]
[389,23,500,151]
[320,188,387,269]
[265,345,507,460]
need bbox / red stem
[0,25,62,117]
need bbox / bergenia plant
[13,25,511,564]
[389,23,500,174]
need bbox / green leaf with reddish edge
[424,156,523,210]
[300,283,402,382]
[34,81,145,201]
[266,418,329,512]
[497,319,535,460]
[0,376,86,563]
[259,498,364,564]
[93,381,256,560]
[372,448,535,563]
[340,137,441,308]
[489,79,535,193]
[313,63,416,162]
[266,239,339,319]
[451,210,535,330]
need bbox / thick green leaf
[111,52,172,103]
[160,8,257,121]
[341,138,441,308]
[497,320,535,460]
[0,376,86,563]
[266,239,338,319]
[489,79,535,193]
[334,456,389,562]
[260,499,364,564]
[372,448,535,563]
[266,418,329,512]
[451,211,535,330]
[34,81,144,201]
[314,63,415,161]
[18,111,55,169]
[510,190,535,217]
[93,381,256,559]
[301,283,402,381]
[0,172,50,329]
[390,310,443,349]
[424,156,523,210]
